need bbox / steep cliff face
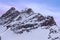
[0,7,60,40]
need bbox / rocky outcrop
[40,16,56,27]
[1,7,15,19]
[0,7,57,33]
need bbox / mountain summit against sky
[0,7,56,26]
[0,7,60,40]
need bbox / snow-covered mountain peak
[0,7,60,40]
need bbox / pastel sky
[0,0,60,25]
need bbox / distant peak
[9,7,15,10]
[22,8,33,13]
[26,8,33,13]
[1,7,16,18]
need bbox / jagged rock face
[37,15,45,21]
[0,7,21,25]
[26,8,33,13]
[1,7,15,19]
[40,16,56,27]
[0,7,57,34]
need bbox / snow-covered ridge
[0,7,60,40]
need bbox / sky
[0,0,60,25]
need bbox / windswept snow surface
[1,27,49,40]
[0,26,60,40]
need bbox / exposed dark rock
[26,8,33,13]
[6,25,11,29]
[1,7,15,18]
[48,35,51,39]
[47,16,56,25]
[14,31,23,34]
[51,37,60,40]
[26,29,30,32]
[0,8,20,25]
[40,16,56,26]
[23,24,34,28]
[49,28,58,34]
[16,16,21,21]
[37,15,45,21]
